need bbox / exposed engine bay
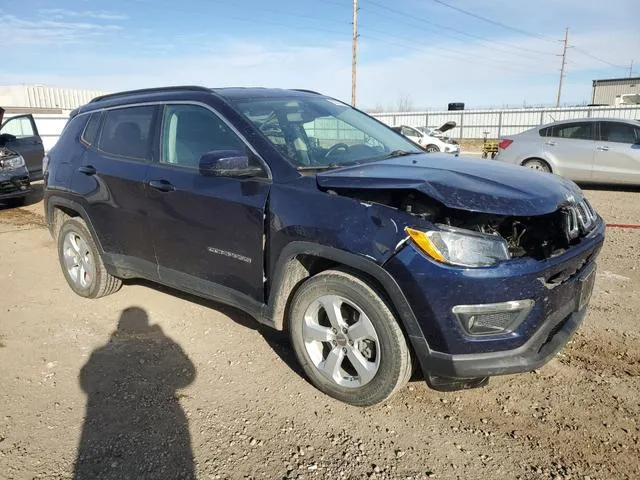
[334,188,584,260]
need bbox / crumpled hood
[316,154,582,216]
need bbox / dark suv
[44,86,604,405]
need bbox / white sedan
[392,122,460,154]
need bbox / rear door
[593,121,640,184]
[72,105,159,271]
[145,103,271,302]
[0,114,45,179]
[542,121,595,182]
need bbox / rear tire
[522,158,551,173]
[57,217,122,299]
[289,269,412,406]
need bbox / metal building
[0,85,105,113]
[591,77,640,105]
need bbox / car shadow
[74,307,196,479]
[125,279,305,380]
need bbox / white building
[0,85,106,151]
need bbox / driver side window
[1,116,36,138]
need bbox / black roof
[89,86,322,104]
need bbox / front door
[145,103,271,303]
[73,106,159,270]
[593,121,640,185]
[543,121,595,182]
[0,114,45,179]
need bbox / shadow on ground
[74,307,196,479]
[126,279,305,380]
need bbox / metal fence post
[425,113,429,128]
[497,111,503,138]
[540,110,545,126]
[459,112,464,139]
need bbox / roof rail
[90,85,210,103]
[291,89,322,95]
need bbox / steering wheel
[325,143,349,158]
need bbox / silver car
[495,118,640,185]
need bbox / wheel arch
[262,242,432,371]
[45,196,103,252]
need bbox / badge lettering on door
[207,247,252,264]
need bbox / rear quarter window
[80,112,102,146]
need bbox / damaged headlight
[0,154,26,170]
[405,225,510,267]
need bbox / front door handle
[544,141,556,146]
[596,146,609,151]
[148,179,175,192]
[78,165,96,175]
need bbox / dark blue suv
[44,86,604,405]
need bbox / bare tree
[396,94,413,112]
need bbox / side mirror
[199,150,264,178]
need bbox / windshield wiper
[297,161,359,171]
[383,150,422,159]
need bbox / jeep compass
[44,86,604,405]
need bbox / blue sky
[1,0,638,109]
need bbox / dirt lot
[1,184,639,480]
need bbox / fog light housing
[452,300,534,336]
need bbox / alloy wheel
[302,295,381,388]
[62,231,96,290]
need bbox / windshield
[233,96,422,169]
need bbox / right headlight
[0,154,26,170]
[405,225,510,267]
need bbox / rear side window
[538,126,551,137]
[97,106,156,160]
[600,122,639,144]
[81,112,102,145]
[548,122,593,140]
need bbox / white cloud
[0,13,123,45]
[39,9,129,21]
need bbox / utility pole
[630,60,634,78]
[351,0,358,107]
[556,27,569,108]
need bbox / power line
[359,33,539,75]
[572,47,628,70]
[428,0,555,43]
[361,25,541,73]
[364,0,556,57]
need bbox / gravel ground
[0,184,638,480]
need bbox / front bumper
[0,169,31,200]
[385,219,604,380]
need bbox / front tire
[57,217,122,299]
[289,269,412,406]
[425,144,440,153]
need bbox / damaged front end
[325,186,598,265]
[0,147,31,200]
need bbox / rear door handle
[544,141,556,146]
[148,179,175,192]
[596,146,609,151]
[78,165,96,175]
